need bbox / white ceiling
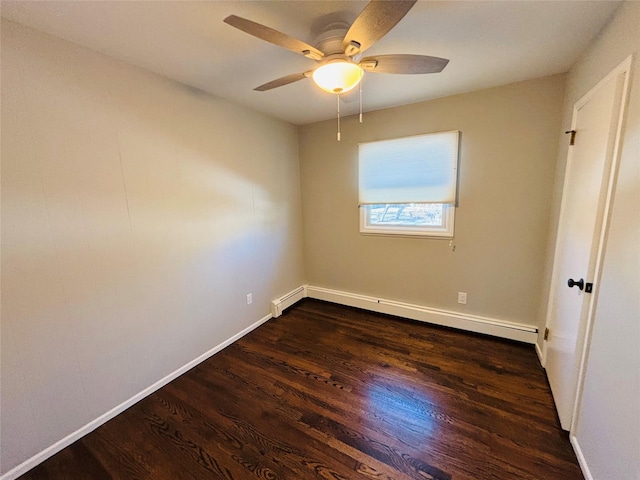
[1,1,621,125]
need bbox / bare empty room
[1,1,638,479]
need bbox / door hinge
[544,327,550,341]
[565,130,576,146]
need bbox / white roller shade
[359,130,460,205]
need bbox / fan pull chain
[359,74,363,123]
[337,93,341,142]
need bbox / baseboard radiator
[271,285,308,317]
[273,285,538,344]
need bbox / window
[358,130,460,238]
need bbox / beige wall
[554,1,639,477]
[299,75,565,327]
[0,20,304,475]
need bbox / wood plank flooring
[18,299,583,479]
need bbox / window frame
[359,203,455,238]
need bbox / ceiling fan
[223,0,449,95]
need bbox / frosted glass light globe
[312,61,363,94]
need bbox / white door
[544,62,630,430]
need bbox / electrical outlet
[457,292,467,304]
[246,293,252,305]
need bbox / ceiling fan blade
[224,15,324,60]
[361,55,449,74]
[343,0,417,55]
[254,72,311,92]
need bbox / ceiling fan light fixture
[312,61,363,94]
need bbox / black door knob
[567,278,584,290]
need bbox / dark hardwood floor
[19,299,583,479]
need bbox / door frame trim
[542,55,633,432]
[568,55,633,435]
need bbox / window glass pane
[368,203,444,227]
[360,203,454,237]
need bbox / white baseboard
[307,286,538,343]
[570,435,594,480]
[535,342,545,367]
[271,285,308,317]
[0,313,272,480]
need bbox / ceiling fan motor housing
[315,22,351,57]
